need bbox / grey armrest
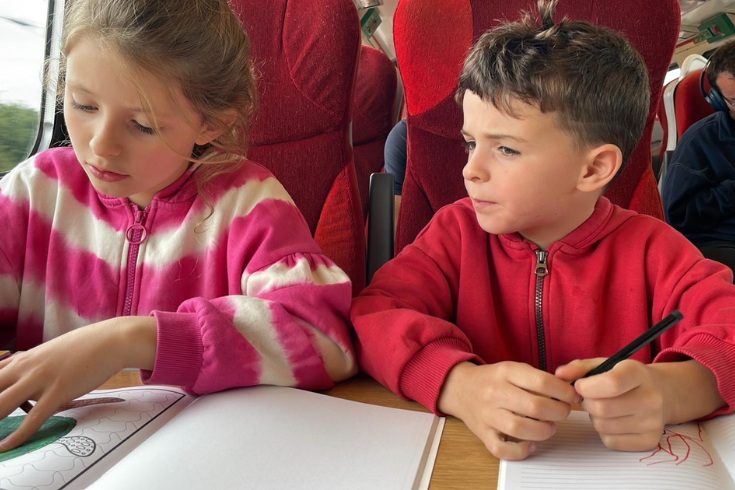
[366,172,395,284]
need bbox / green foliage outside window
[0,102,39,173]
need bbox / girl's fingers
[0,354,19,391]
[0,396,58,452]
[0,382,38,423]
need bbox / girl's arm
[141,189,357,394]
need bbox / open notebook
[498,410,735,490]
[0,385,444,490]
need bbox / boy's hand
[438,361,580,460]
[556,358,666,452]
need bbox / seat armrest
[366,172,395,284]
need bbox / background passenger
[661,39,735,276]
[384,118,407,228]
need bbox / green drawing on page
[0,415,76,462]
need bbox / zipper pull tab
[535,249,549,277]
[125,206,148,244]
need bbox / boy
[351,1,735,461]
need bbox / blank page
[88,385,440,490]
[498,411,735,490]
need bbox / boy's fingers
[486,429,537,460]
[0,399,56,452]
[555,358,607,382]
[598,432,662,452]
[506,385,573,422]
[582,393,637,419]
[575,360,642,399]
[494,409,558,441]
[507,364,579,404]
[588,412,662,437]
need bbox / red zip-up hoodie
[351,197,735,416]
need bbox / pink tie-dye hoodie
[0,147,357,393]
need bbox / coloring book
[0,385,443,490]
[498,410,735,490]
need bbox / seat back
[393,0,679,252]
[353,45,398,222]
[674,69,716,138]
[657,55,713,187]
[661,55,712,151]
[231,0,365,294]
[659,80,674,171]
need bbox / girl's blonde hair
[59,0,258,191]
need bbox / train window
[0,0,51,173]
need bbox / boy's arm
[652,259,735,418]
[353,209,580,461]
[556,224,735,452]
[632,222,735,418]
[553,222,735,452]
[352,249,481,411]
[651,359,724,424]
[351,205,484,412]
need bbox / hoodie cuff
[655,334,735,417]
[401,337,483,415]
[140,311,203,388]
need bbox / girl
[0,0,356,450]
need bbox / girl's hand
[438,361,579,460]
[556,358,666,451]
[0,316,156,451]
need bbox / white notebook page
[704,413,735,484]
[88,385,440,490]
[498,411,735,490]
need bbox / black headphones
[700,60,729,112]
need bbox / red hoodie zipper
[534,249,549,372]
[123,204,148,316]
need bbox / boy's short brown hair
[456,0,649,171]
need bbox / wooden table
[100,371,500,490]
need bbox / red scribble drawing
[639,424,713,467]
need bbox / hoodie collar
[96,163,201,206]
[499,197,636,253]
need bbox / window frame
[27,0,64,159]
